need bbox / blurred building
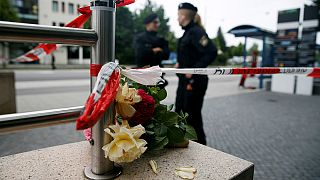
[38,0,90,65]
[6,0,90,65]
[11,0,38,24]
[6,0,39,62]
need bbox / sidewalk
[15,75,260,112]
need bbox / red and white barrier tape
[161,67,320,78]
[14,0,135,63]
[76,62,120,130]
[77,65,319,131]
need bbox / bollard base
[84,165,122,180]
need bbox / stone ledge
[0,141,254,180]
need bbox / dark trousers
[175,75,208,145]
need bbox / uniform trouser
[175,75,208,145]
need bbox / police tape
[161,67,320,77]
[14,0,135,63]
[120,66,320,85]
[77,64,320,130]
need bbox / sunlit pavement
[1,70,319,179]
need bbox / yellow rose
[115,83,141,119]
[116,83,141,104]
[102,120,147,163]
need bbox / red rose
[130,89,155,126]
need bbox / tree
[0,0,19,22]
[226,43,244,57]
[115,7,135,64]
[0,0,19,68]
[248,43,259,55]
[216,27,227,52]
[133,1,169,36]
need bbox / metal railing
[0,106,83,134]
[0,21,97,45]
[0,0,120,179]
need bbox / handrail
[0,106,83,134]
[0,21,97,45]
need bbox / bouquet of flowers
[102,79,198,163]
[76,63,197,164]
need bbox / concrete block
[0,71,16,114]
[0,141,254,180]
[296,75,313,96]
[271,75,295,94]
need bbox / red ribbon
[76,70,120,130]
[90,64,103,77]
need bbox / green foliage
[229,43,244,57]
[248,43,259,55]
[167,31,178,52]
[115,7,135,64]
[129,80,197,150]
[214,27,227,52]
[214,54,229,65]
[0,0,19,22]
[146,103,197,150]
[83,17,91,29]
[132,1,169,37]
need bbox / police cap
[144,13,158,24]
[178,2,198,12]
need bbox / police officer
[134,13,170,68]
[175,3,217,145]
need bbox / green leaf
[157,88,167,101]
[185,125,198,140]
[168,104,174,111]
[146,130,155,135]
[154,104,167,118]
[154,124,168,137]
[167,126,185,144]
[162,111,179,126]
[150,136,169,150]
[146,123,155,129]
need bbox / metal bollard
[84,0,122,179]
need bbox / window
[68,46,79,59]
[59,23,65,27]
[52,22,56,26]
[15,0,23,7]
[61,2,65,13]
[52,1,58,12]
[68,3,74,14]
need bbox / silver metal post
[84,0,122,179]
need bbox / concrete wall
[0,71,16,115]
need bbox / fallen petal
[175,167,197,173]
[175,170,195,179]
[149,160,158,174]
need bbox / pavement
[204,91,320,180]
[0,69,320,180]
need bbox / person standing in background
[134,13,170,68]
[175,3,217,145]
[51,54,56,70]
